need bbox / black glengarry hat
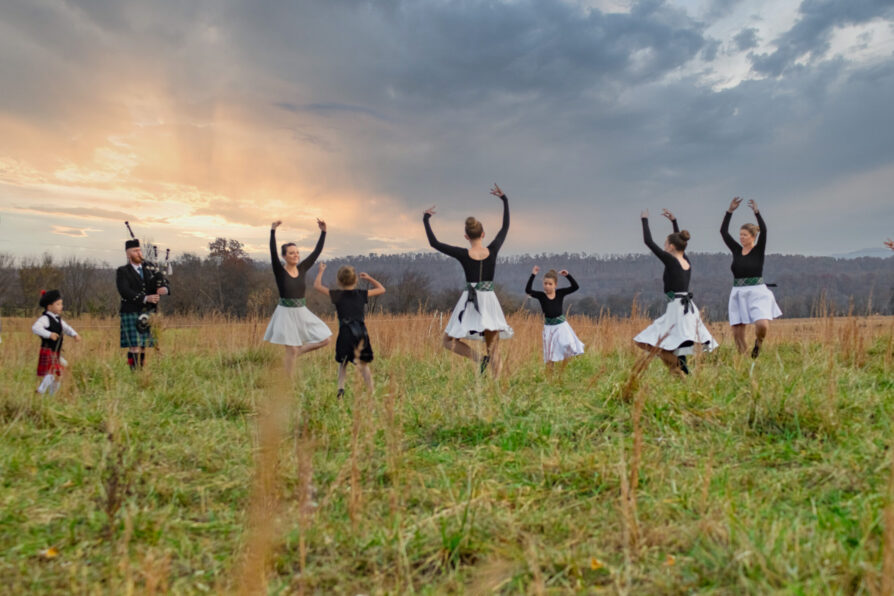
[39,289,62,308]
[125,238,140,249]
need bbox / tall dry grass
[1,308,893,593]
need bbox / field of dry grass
[1,311,893,593]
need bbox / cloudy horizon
[1,0,893,265]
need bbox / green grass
[1,317,893,593]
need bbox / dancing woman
[633,209,717,376]
[721,197,781,358]
[423,184,513,377]
[263,219,332,375]
[525,266,585,368]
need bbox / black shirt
[330,289,368,322]
[270,229,325,299]
[721,211,766,279]
[642,218,690,293]
[525,274,579,318]
[423,195,509,283]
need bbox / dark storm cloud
[749,0,894,76]
[1,0,894,257]
[733,27,759,50]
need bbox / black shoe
[751,343,761,359]
[337,388,345,399]
[479,355,490,375]
[677,355,690,375]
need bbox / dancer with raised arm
[525,266,584,371]
[264,219,332,376]
[314,263,385,398]
[423,184,513,377]
[634,209,717,376]
[721,197,782,358]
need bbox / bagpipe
[125,221,173,332]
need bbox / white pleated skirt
[728,285,782,325]
[543,321,585,362]
[263,305,333,346]
[444,290,514,341]
[634,298,718,356]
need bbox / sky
[1,0,893,264]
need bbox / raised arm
[423,212,466,259]
[313,262,329,297]
[269,226,284,273]
[525,273,536,296]
[754,209,767,252]
[641,216,672,264]
[299,220,327,272]
[359,272,386,297]
[720,211,741,252]
[559,272,580,296]
[488,192,510,251]
[662,208,680,233]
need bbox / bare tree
[61,257,97,316]
[18,254,63,309]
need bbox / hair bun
[680,230,691,241]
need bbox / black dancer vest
[40,313,63,351]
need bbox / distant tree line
[1,240,893,319]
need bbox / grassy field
[1,311,893,594]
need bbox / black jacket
[116,263,170,314]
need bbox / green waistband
[733,277,764,287]
[465,281,495,291]
[665,292,691,302]
[279,297,307,307]
[544,315,566,326]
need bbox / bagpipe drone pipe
[125,221,173,332]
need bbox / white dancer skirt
[263,304,333,346]
[444,290,514,341]
[728,284,782,325]
[634,295,718,356]
[542,320,585,362]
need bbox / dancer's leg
[442,333,478,361]
[337,362,348,393]
[358,363,374,392]
[731,324,747,354]
[658,349,685,377]
[297,337,330,356]
[284,346,299,376]
[484,330,501,378]
[752,319,769,358]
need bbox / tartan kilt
[36,348,63,377]
[120,312,156,348]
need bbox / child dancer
[721,197,782,358]
[525,266,585,368]
[313,263,385,398]
[264,219,332,376]
[31,290,81,394]
[422,184,513,377]
[633,209,717,376]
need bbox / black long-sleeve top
[721,211,766,278]
[270,228,325,299]
[525,274,579,318]
[642,218,690,293]
[423,195,509,283]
